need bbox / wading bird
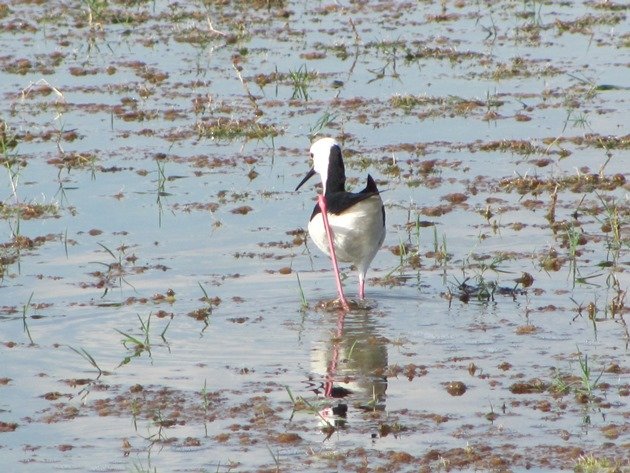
[296,138,386,309]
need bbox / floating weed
[90,242,136,297]
[390,94,429,113]
[574,454,619,473]
[196,118,281,142]
[403,44,484,63]
[390,94,452,113]
[47,151,97,171]
[378,420,408,438]
[555,12,625,35]
[479,139,543,156]
[500,172,626,196]
[0,201,60,221]
[188,282,220,330]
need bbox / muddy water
[1,1,628,471]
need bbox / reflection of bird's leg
[359,273,366,300]
[317,194,350,310]
[324,312,346,398]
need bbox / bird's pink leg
[317,195,350,310]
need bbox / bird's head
[295,137,344,194]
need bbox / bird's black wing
[310,174,381,219]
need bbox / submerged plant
[196,118,281,142]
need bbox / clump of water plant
[89,242,136,297]
[549,347,605,404]
[574,453,620,473]
[116,312,170,367]
[187,282,220,330]
[195,117,281,141]
[308,111,337,142]
[0,201,60,221]
[288,64,317,100]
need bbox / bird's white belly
[307,195,385,271]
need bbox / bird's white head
[295,137,343,194]
[309,137,339,179]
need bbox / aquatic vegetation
[116,312,170,367]
[574,454,620,473]
[89,243,137,297]
[288,64,316,100]
[0,201,60,220]
[0,0,627,471]
[195,118,281,141]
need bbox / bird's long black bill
[295,167,316,191]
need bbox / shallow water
[1,0,628,471]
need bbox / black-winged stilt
[295,137,386,309]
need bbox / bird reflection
[308,310,388,434]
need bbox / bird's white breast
[308,195,385,273]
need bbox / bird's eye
[310,152,313,158]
